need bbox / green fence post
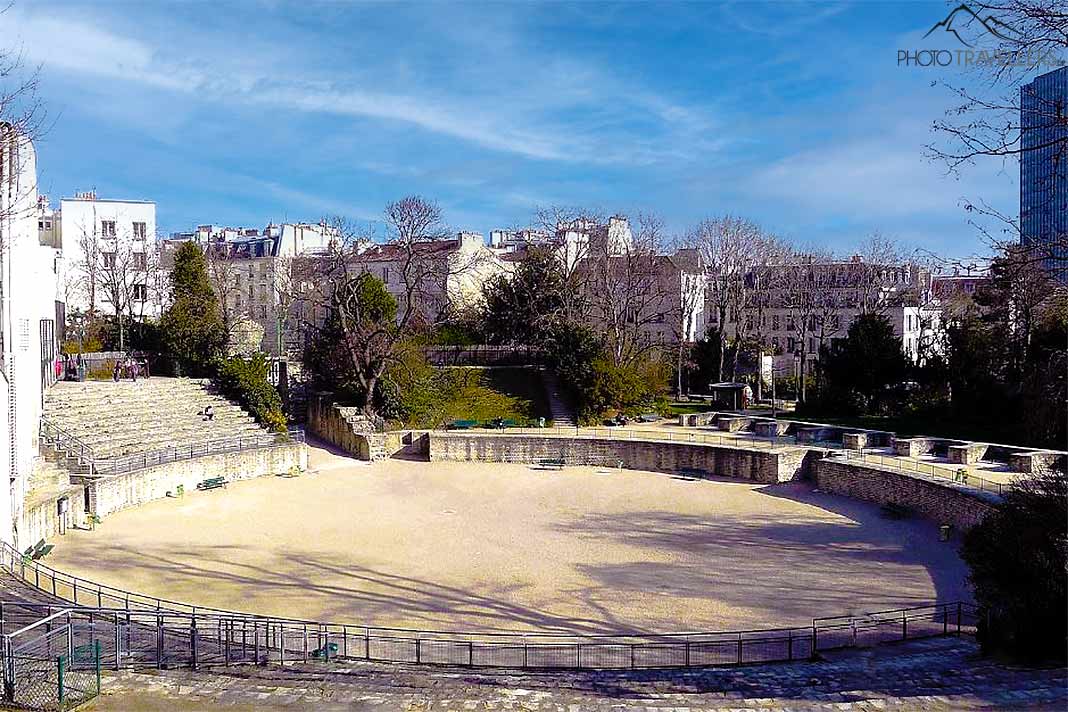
[95,639,102,696]
[57,655,65,709]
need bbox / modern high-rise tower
[1020,66,1067,282]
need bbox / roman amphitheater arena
[16,377,1048,675]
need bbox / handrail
[830,449,1009,496]
[440,426,1013,496]
[38,418,304,477]
[0,540,976,654]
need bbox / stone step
[90,425,271,457]
[48,409,254,435]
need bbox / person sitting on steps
[200,405,215,422]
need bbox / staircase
[42,379,280,475]
[539,369,576,427]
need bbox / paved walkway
[94,637,1067,711]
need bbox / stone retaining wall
[85,443,307,518]
[307,397,372,459]
[18,490,86,549]
[429,432,810,483]
[814,457,997,531]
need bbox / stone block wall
[948,443,989,466]
[86,443,307,518]
[307,397,371,459]
[429,433,807,483]
[1009,451,1068,474]
[814,457,997,531]
[678,411,718,427]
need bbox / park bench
[449,420,478,430]
[196,476,227,491]
[537,458,565,470]
[311,641,339,659]
[677,467,707,479]
[637,413,660,423]
[23,539,53,561]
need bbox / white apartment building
[1,125,63,547]
[52,193,160,318]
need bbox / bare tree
[776,251,825,403]
[300,196,490,419]
[73,220,102,320]
[926,0,1067,270]
[582,212,671,367]
[99,235,144,351]
[205,244,243,347]
[689,215,764,382]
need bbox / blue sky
[5,1,1030,259]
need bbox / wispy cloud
[1,4,719,166]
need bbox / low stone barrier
[753,420,789,437]
[678,411,718,427]
[429,432,810,483]
[1009,450,1068,475]
[85,442,307,518]
[814,457,997,531]
[948,443,989,466]
[716,416,752,433]
[797,427,837,443]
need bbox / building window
[102,252,116,269]
[132,284,147,302]
[772,314,780,331]
[101,221,116,238]
[133,252,147,270]
[133,222,147,240]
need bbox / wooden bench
[196,477,227,491]
[637,413,660,423]
[23,539,53,561]
[449,420,478,430]
[537,458,565,470]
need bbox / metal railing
[0,542,977,672]
[39,419,305,478]
[441,425,788,451]
[38,420,97,478]
[831,449,1010,496]
[1,609,101,710]
[442,425,1014,497]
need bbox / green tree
[820,314,908,414]
[481,247,566,344]
[215,353,287,432]
[304,272,399,417]
[960,470,1067,663]
[159,242,225,375]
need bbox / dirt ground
[49,441,970,635]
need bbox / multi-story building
[48,192,160,318]
[163,221,336,356]
[490,215,634,268]
[354,231,513,323]
[1020,66,1067,283]
[709,257,937,376]
[0,124,63,546]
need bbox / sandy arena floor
[48,441,970,634]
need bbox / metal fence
[448,426,1015,496]
[831,449,1009,496]
[2,610,101,711]
[38,419,305,478]
[0,542,978,673]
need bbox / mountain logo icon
[922,4,1020,47]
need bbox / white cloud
[1,4,719,166]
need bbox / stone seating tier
[43,379,277,466]
[88,425,272,458]
[47,404,253,437]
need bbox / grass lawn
[441,367,551,425]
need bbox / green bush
[960,470,1067,663]
[214,354,287,433]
